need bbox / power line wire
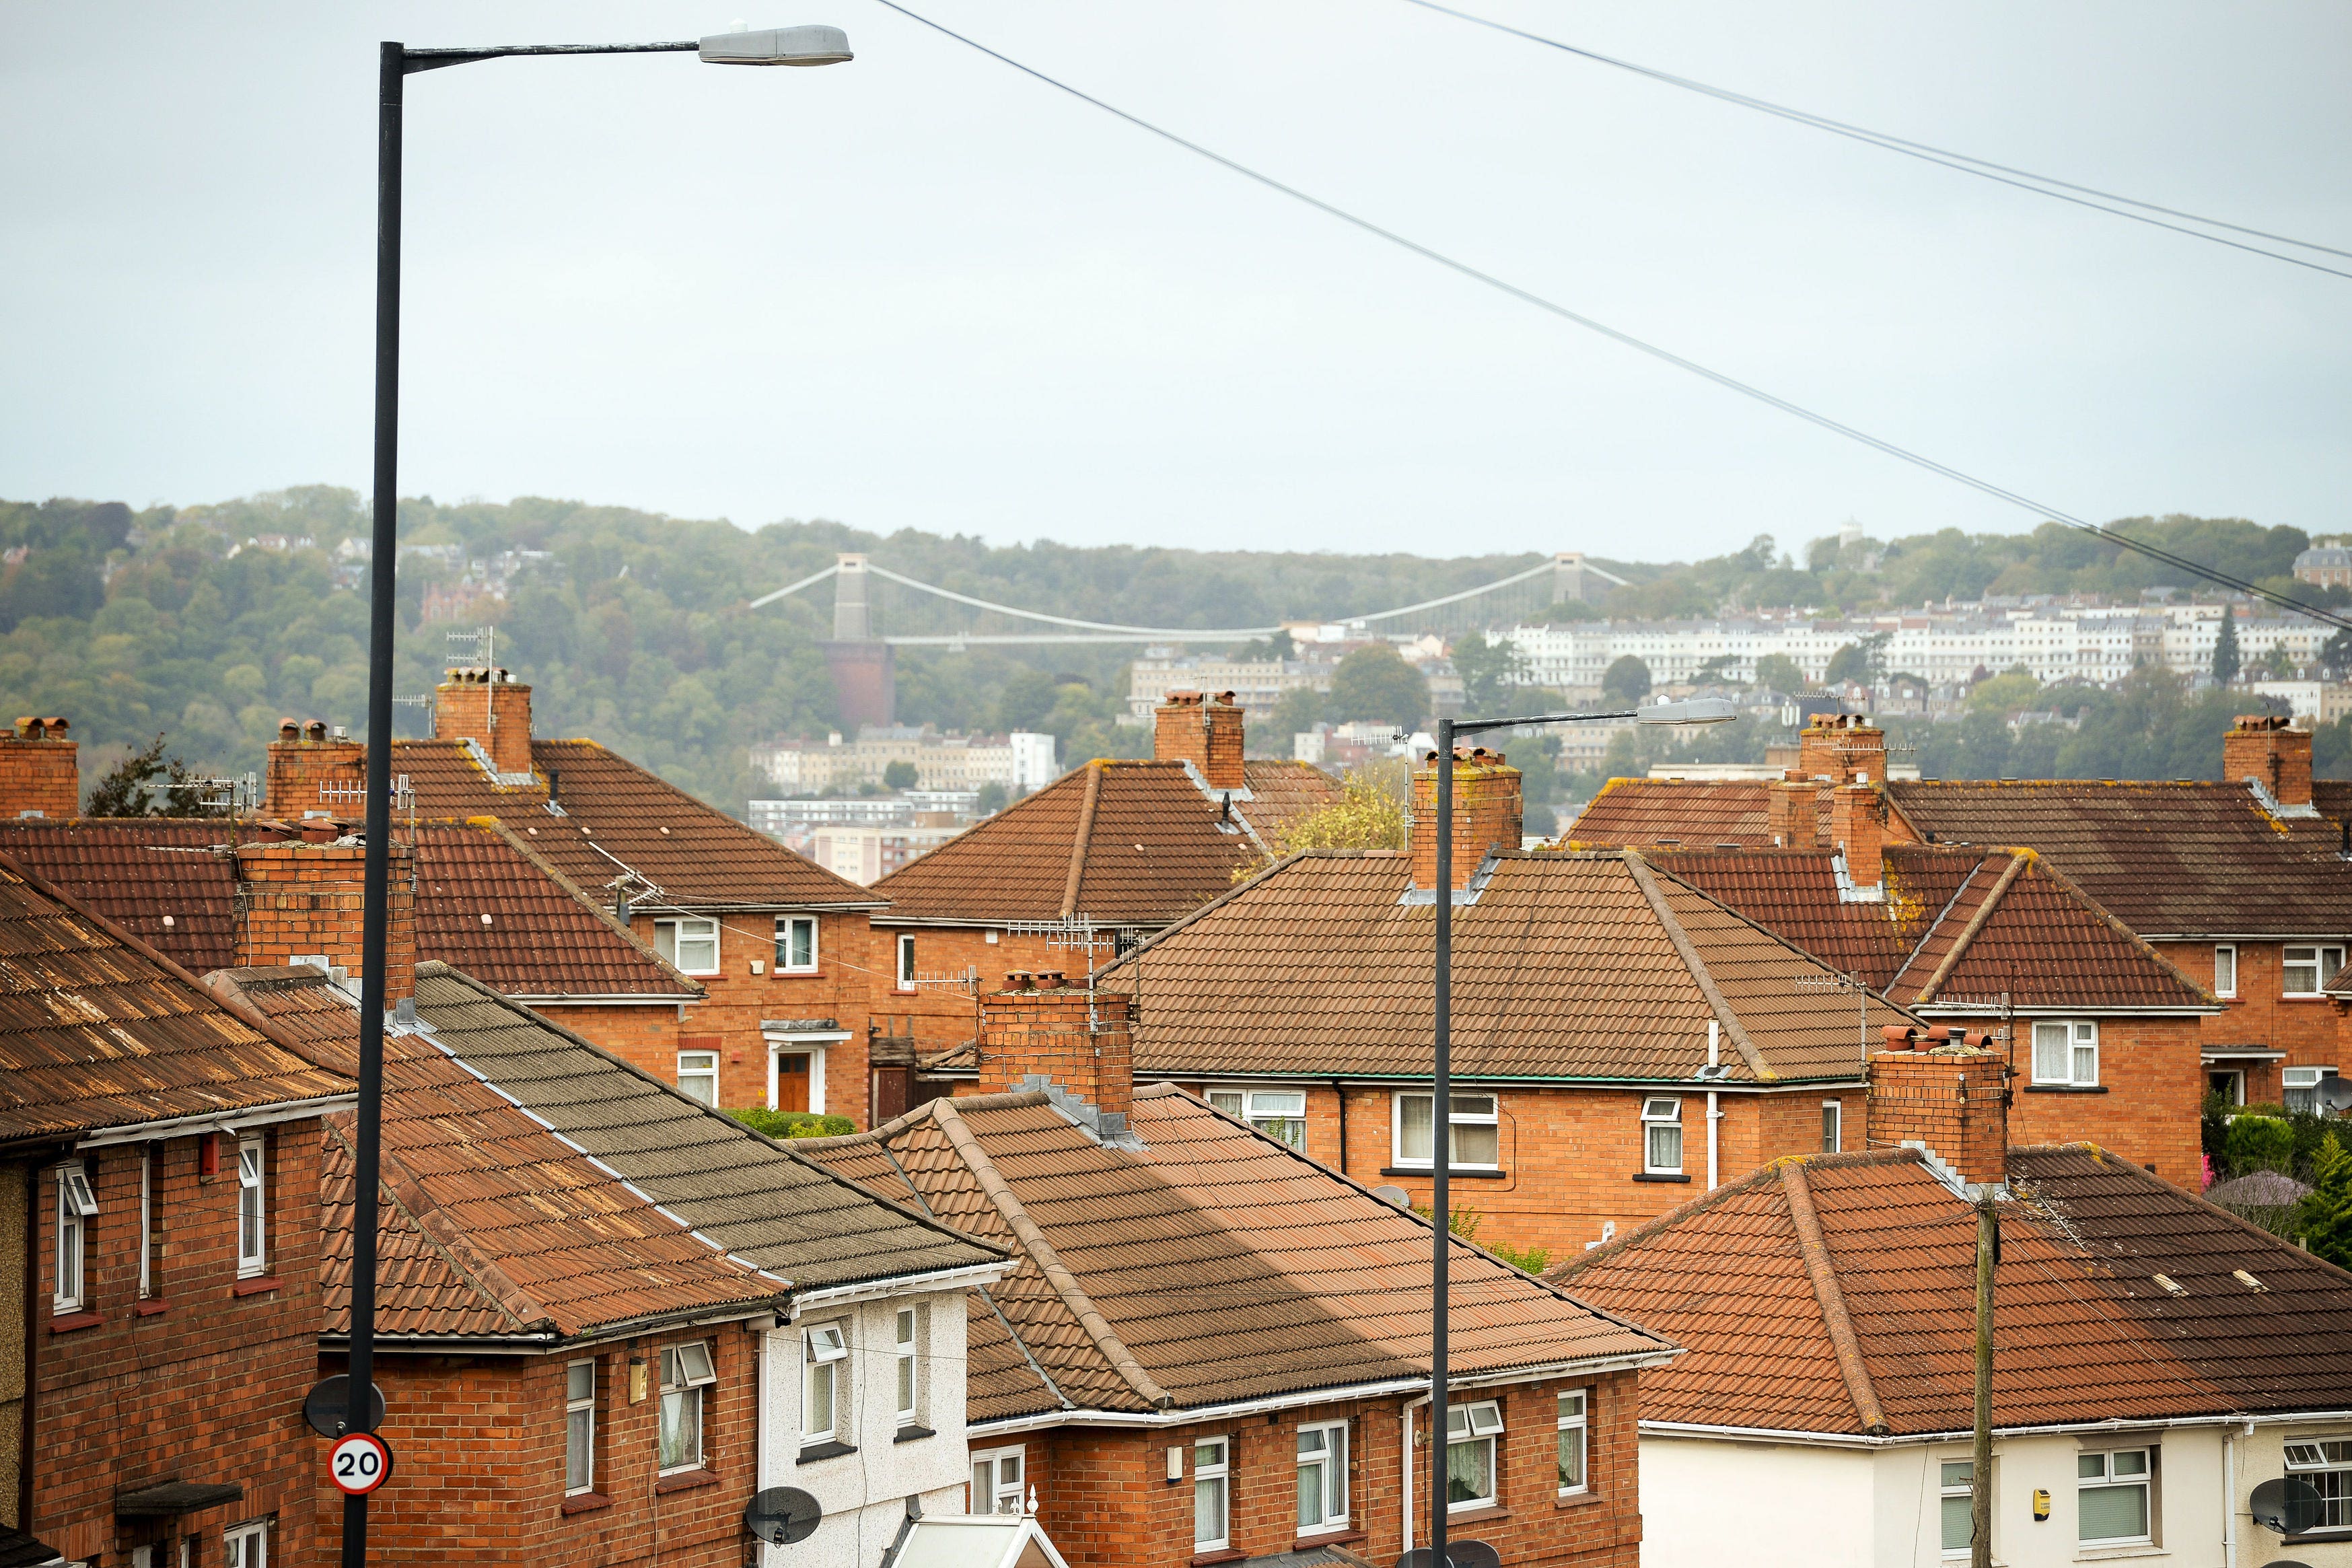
[1400,0,2352,281]
[863,0,2352,635]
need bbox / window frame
[1820,1100,1843,1154]
[2283,1437,2352,1533]
[1208,1087,1309,1151]
[1194,1435,1231,1550]
[1938,1458,1976,1557]
[223,1520,269,1568]
[1444,1399,1505,1513]
[2213,943,2237,999]
[1641,1097,1684,1175]
[894,1305,923,1429]
[658,1340,717,1474]
[2284,945,2345,998]
[971,1444,1025,1516]
[236,1135,267,1278]
[1557,1389,1590,1497]
[1391,1092,1502,1171]
[2077,1446,2155,1546]
[801,1322,849,1444]
[655,916,721,977]
[775,915,819,974]
[138,1145,153,1299]
[53,1162,95,1314]
[896,933,917,991]
[2287,1065,2342,1113]
[675,1050,720,1108]
[2030,1020,2100,1088]
[1296,1419,1350,1535]
[565,1359,598,1496]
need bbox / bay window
[2032,1021,2099,1088]
[654,917,720,976]
[1209,1088,1307,1150]
[1394,1093,1500,1170]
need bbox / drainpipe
[2223,1423,2240,1568]
[1707,1020,1722,1191]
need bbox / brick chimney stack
[976,973,1133,1118]
[265,718,366,820]
[1154,690,1247,791]
[1828,781,1885,889]
[434,666,534,778]
[0,717,78,819]
[1797,713,1886,784]
[2223,713,2313,808]
[1412,747,1522,894]
[1866,1033,2010,1194]
[234,833,417,1005]
[1767,773,1822,848]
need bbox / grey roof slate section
[409,963,1005,1289]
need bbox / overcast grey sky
[3,1,2347,563]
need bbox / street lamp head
[1635,697,1740,725]
[699,24,853,65]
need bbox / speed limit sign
[328,1431,393,1496]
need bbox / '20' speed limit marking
[328,1431,394,1497]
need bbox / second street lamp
[1419,695,1734,1566]
[347,26,849,1568]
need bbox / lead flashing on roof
[1397,850,1501,907]
[1830,851,1885,904]
[2248,777,2322,821]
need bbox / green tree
[2225,1114,2295,1175]
[974,781,1009,816]
[2301,1133,2352,1270]
[82,733,203,817]
[1824,632,1891,686]
[1264,685,1325,754]
[1601,655,1652,706]
[1452,633,1527,713]
[2212,609,2241,686]
[882,759,919,791]
[1329,645,1429,728]
[2323,629,2352,680]
[1753,653,1806,695]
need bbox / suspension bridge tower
[821,553,896,730]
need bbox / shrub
[727,1107,855,1140]
[2225,1114,2297,1176]
[2303,1135,2352,1270]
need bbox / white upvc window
[1194,1436,1230,1550]
[971,1445,1024,1516]
[654,917,721,976]
[2285,945,2345,997]
[1557,1390,1589,1495]
[658,1341,716,1472]
[54,1163,96,1314]
[2286,1066,2341,1115]
[802,1322,849,1444]
[1445,1400,1504,1511]
[897,933,917,990]
[1209,1088,1308,1150]
[676,1050,719,1107]
[1394,1092,1501,1170]
[2213,943,2237,999]
[565,1360,597,1495]
[2078,1448,2154,1544]
[237,1137,267,1277]
[1820,1100,1843,1154]
[1939,1458,1975,1555]
[1641,1098,1684,1174]
[775,915,818,972]
[1297,1421,1349,1534]
[2283,1437,2352,1531]
[223,1521,269,1568]
[895,1306,923,1429]
[2032,1021,2099,1087]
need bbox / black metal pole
[1429,716,1454,1567]
[344,38,402,1568]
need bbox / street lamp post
[1422,696,1734,1566]
[349,28,849,1567]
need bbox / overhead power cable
[865,0,2352,635]
[1400,0,2352,282]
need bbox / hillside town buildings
[752,727,1058,797]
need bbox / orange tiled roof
[1650,847,2215,1012]
[213,967,783,1343]
[871,758,1343,928]
[0,851,352,1147]
[395,737,882,911]
[1555,1144,2352,1435]
[1100,849,1920,1083]
[797,1085,1676,1423]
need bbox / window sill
[48,1311,101,1334]
[1188,1551,1246,1567]
[1555,1487,1604,1511]
[2024,1084,2108,1095]
[893,1425,935,1444]
[2073,1544,2162,1561]
[1294,1528,1365,1550]
[796,1441,857,1465]
[232,1275,281,1297]
[1633,1172,1692,1183]
[1444,1503,1510,1527]
[560,1492,613,1516]
[654,1469,719,1495]
[1379,1166,1507,1180]
[133,1300,168,1318]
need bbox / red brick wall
[234,839,417,1003]
[629,909,877,1121]
[531,1003,687,1087]
[1153,694,1246,791]
[1014,1372,1640,1567]
[316,1324,758,1567]
[265,731,366,819]
[2008,1013,2204,1180]
[2223,716,2312,806]
[1865,1049,2010,1186]
[0,727,77,820]
[1412,755,1522,892]
[876,923,1092,1059]
[2162,939,2343,1098]
[1798,715,1884,784]
[975,985,1132,1114]
[32,1126,325,1566]
[431,674,535,779]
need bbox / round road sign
[328,1431,394,1497]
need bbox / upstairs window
[1939,1460,1975,1556]
[895,1306,923,1429]
[659,1341,716,1472]
[2077,1448,2153,1545]
[775,915,818,972]
[1297,1421,1349,1534]
[1193,1437,1230,1551]
[1557,1390,1590,1495]
[2284,1438,2352,1532]
[1641,1098,1684,1175]
[676,1050,719,1107]
[896,933,917,991]
[1394,1093,1500,1170]
[565,1361,597,1495]
[2213,944,2237,999]
[1209,1088,1308,1150]
[802,1322,849,1444]
[654,917,720,976]
[2285,946,2345,997]
[1446,1400,1504,1511]
[2032,1022,2099,1088]
[54,1164,96,1314]
[1820,1100,1843,1154]
[138,1146,154,1299]
[236,1137,267,1277]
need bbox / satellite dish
[2320,1076,2352,1112]
[746,1487,822,1546]
[1394,1544,1501,1568]
[302,1375,386,1437]
[2250,1476,2326,1536]
[2257,1560,2315,1568]
[1373,1185,1410,1207]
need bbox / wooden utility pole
[1972,1195,1996,1568]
